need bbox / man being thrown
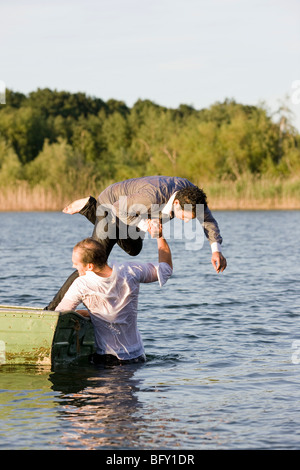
[55,221,173,365]
[46,175,227,310]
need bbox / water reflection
[49,364,145,450]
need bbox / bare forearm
[157,237,173,269]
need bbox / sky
[1,0,300,130]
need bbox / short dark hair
[74,238,107,268]
[175,186,208,213]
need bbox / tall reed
[0,176,299,211]
[202,175,300,210]
[0,181,101,211]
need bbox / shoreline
[1,180,299,212]
[1,203,299,212]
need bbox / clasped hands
[146,218,163,238]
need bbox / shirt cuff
[157,263,173,287]
[211,242,222,253]
[137,219,149,232]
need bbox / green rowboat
[0,305,95,366]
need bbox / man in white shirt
[55,223,173,365]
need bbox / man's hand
[211,252,227,273]
[147,219,162,238]
[76,309,91,318]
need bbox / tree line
[0,88,299,196]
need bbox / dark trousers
[45,197,144,310]
[88,352,146,366]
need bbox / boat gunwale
[0,305,92,322]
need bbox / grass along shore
[203,175,300,210]
[0,176,300,211]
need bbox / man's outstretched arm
[148,220,173,270]
[157,235,173,270]
[197,206,227,273]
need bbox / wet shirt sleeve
[55,279,83,312]
[132,262,173,287]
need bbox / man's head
[173,186,207,222]
[72,238,107,276]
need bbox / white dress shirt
[56,261,172,360]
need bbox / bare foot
[62,197,90,214]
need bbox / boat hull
[0,305,95,366]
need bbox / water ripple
[1,211,300,449]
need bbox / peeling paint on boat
[0,305,95,366]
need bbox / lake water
[0,210,300,450]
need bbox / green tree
[0,138,23,185]
[0,106,49,163]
